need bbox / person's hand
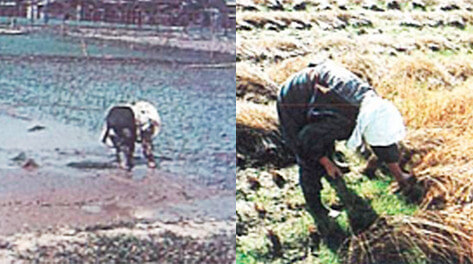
[325,163,342,179]
[319,156,343,179]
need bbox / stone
[22,158,39,170]
[11,152,26,162]
[27,125,46,132]
[289,20,312,30]
[292,0,308,10]
[428,43,441,51]
[425,19,444,28]
[237,20,253,31]
[337,0,348,10]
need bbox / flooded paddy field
[0,29,236,237]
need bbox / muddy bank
[0,25,235,64]
[66,27,236,57]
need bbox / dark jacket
[277,61,375,162]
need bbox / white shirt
[346,91,406,150]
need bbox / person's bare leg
[362,155,379,179]
[387,162,412,187]
[141,130,156,168]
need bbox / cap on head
[363,98,406,147]
[131,101,161,137]
[347,95,406,150]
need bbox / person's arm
[319,156,342,179]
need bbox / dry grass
[375,56,473,207]
[266,55,316,84]
[236,100,279,132]
[266,52,382,85]
[237,35,310,62]
[237,2,473,262]
[378,54,454,95]
[343,207,473,264]
[236,100,295,168]
[236,62,279,104]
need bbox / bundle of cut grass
[342,207,473,264]
[237,62,279,104]
[266,55,315,84]
[399,130,473,208]
[237,36,309,62]
[239,12,287,29]
[267,53,383,86]
[236,100,295,168]
[410,129,473,207]
[378,54,454,95]
[334,53,385,87]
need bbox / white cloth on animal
[346,91,406,150]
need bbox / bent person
[101,101,161,170]
[276,60,415,243]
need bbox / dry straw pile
[236,100,295,168]
[237,2,473,262]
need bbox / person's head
[364,99,405,144]
[131,101,161,137]
[347,94,406,158]
[363,96,405,164]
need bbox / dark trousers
[278,103,376,239]
[298,158,344,236]
[299,156,377,237]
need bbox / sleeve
[297,110,353,164]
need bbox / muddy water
[0,31,235,234]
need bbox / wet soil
[0,28,235,245]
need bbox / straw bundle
[343,207,473,264]
[236,100,295,168]
[237,62,279,104]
